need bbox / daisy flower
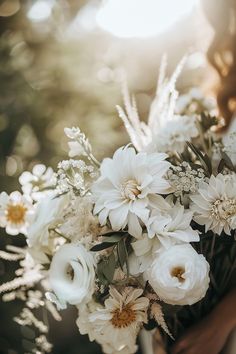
[89,287,149,354]
[92,146,171,238]
[190,174,236,235]
[0,191,34,235]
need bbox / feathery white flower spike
[116,56,187,153]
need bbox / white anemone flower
[89,287,149,354]
[49,243,95,307]
[0,191,34,235]
[19,164,56,201]
[190,174,236,235]
[147,198,199,248]
[146,244,210,305]
[27,193,69,247]
[92,146,171,238]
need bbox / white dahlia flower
[49,243,95,307]
[88,287,149,354]
[148,115,198,154]
[92,146,171,238]
[27,193,69,247]
[190,174,236,235]
[146,244,210,305]
[0,191,34,235]
[147,199,199,248]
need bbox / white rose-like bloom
[27,193,69,247]
[49,244,95,306]
[146,244,210,305]
[92,146,171,238]
[190,174,236,235]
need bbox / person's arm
[171,288,236,354]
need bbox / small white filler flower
[92,146,171,238]
[0,191,34,235]
[190,173,236,235]
[146,244,210,305]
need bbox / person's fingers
[171,339,187,354]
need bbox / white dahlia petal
[190,173,236,235]
[92,146,171,238]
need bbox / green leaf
[90,242,114,252]
[117,238,126,269]
[102,235,124,243]
[186,142,212,176]
[220,152,235,172]
[100,231,128,237]
[102,252,116,283]
[97,252,116,285]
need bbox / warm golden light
[97,0,199,38]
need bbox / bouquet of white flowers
[1,59,236,354]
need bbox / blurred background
[0,0,218,353]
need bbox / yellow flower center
[6,204,27,225]
[111,304,136,328]
[121,179,141,201]
[171,266,185,282]
[211,198,236,221]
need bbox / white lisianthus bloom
[49,243,95,307]
[147,199,199,248]
[146,244,210,305]
[19,164,56,201]
[88,287,149,354]
[190,174,236,235]
[0,191,34,235]
[148,115,198,154]
[27,193,69,247]
[92,146,171,238]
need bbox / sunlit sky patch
[96,0,199,38]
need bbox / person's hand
[171,313,231,354]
